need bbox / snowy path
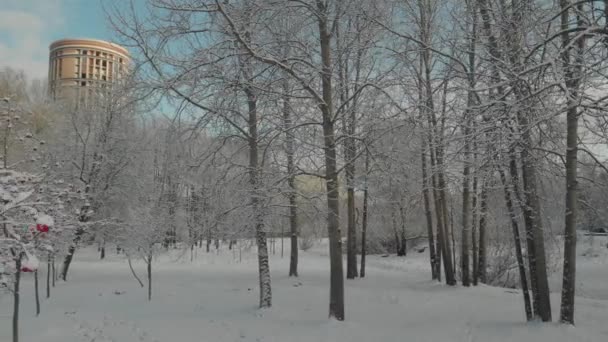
[1,243,607,342]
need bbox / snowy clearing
[2,240,607,342]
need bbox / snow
[1,239,607,342]
[36,214,54,227]
[20,253,39,273]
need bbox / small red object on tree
[36,224,49,233]
[21,265,35,272]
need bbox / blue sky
[0,0,140,80]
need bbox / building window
[82,50,87,55]
[81,81,86,86]
[96,51,101,56]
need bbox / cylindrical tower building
[48,38,130,105]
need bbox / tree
[112,0,277,308]
[1,85,79,342]
[282,74,299,277]
[210,0,348,318]
[559,0,584,325]
[56,78,139,281]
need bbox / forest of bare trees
[4,1,608,341]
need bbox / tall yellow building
[48,38,130,105]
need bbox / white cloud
[0,0,65,80]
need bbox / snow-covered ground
[1,238,607,342]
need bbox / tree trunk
[499,167,533,321]
[559,0,582,324]
[420,0,455,284]
[46,253,51,299]
[344,114,358,273]
[472,172,479,286]
[509,149,539,315]
[346,184,358,277]
[289,189,298,279]
[13,254,21,342]
[34,270,40,316]
[421,138,438,279]
[450,199,456,273]
[147,255,152,301]
[436,226,442,283]
[61,245,75,282]
[51,256,56,287]
[460,0,477,286]
[360,148,369,278]
[245,84,272,308]
[477,182,488,284]
[461,135,471,287]
[392,207,402,256]
[520,149,552,321]
[510,0,552,322]
[460,166,471,286]
[336,15,359,280]
[127,255,144,288]
[317,0,344,320]
[62,205,89,281]
[289,176,299,278]
[399,205,407,256]
[429,144,448,283]
[438,160,456,285]
[478,0,551,321]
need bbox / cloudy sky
[0,0,121,80]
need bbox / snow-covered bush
[1,169,44,289]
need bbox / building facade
[48,38,130,105]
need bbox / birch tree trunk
[246,88,272,308]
